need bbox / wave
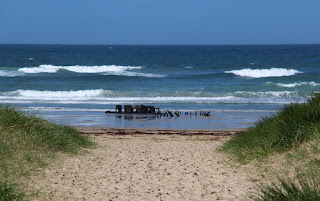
[102,71,165,78]
[225,68,301,78]
[0,70,24,77]
[18,64,142,73]
[275,82,320,88]
[22,107,107,112]
[16,65,165,78]
[3,89,105,98]
[0,89,306,104]
[234,91,299,98]
[2,89,301,98]
[0,97,299,105]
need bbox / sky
[0,0,319,45]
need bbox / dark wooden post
[116,105,122,113]
[124,105,134,114]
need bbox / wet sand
[30,128,257,201]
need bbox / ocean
[1,44,320,129]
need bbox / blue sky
[0,0,319,45]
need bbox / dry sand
[30,128,258,201]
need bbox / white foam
[16,89,105,98]
[1,89,235,101]
[276,82,320,88]
[0,97,296,105]
[18,65,59,73]
[22,107,106,112]
[18,64,142,74]
[62,65,142,73]
[225,68,301,78]
[102,71,166,78]
[0,70,24,77]
[235,91,298,98]
[0,89,303,105]
[17,64,165,78]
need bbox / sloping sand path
[30,128,256,200]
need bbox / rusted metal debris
[105,105,211,117]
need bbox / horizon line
[0,43,320,46]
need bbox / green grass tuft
[0,105,96,199]
[220,94,320,200]
[0,180,25,201]
[255,177,320,201]
[220,93,320,163]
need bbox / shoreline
[33,109,266,130]
[75,126,246,132]
[75,126,246,137]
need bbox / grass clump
[0,105,95,200]
[0,180,25,201]
[255,177,320,201]
[220,94,320,200]
[220,93,320,163]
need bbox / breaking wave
[16,65,165,78]
[0,70,24,77]
[0,89,305,104]
[225,68,301,78]
[276,82,320,88]
[18,64,142,73]
[9,89,105,98]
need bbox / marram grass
[254,177,320,201]
[220,94,320,200]
[0,179,25,201]
[220,93,320,163]
[0,105,95,200]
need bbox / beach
[2,1,320,199]
[29,127,257,201]
[2,44,320,200]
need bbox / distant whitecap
[276,82,320,88]
[225,68,301,78]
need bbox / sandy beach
[28,127,259,200]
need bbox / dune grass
[0,180,26,201]
[220,93,320,163]
[255,177,320,201]
[0,105,95,200]
[220,93,320,200]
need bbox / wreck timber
[105,105,211,117]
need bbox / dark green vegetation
[0,105,95,200]
[220,93,320,201]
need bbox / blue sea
[1,44,320,129]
